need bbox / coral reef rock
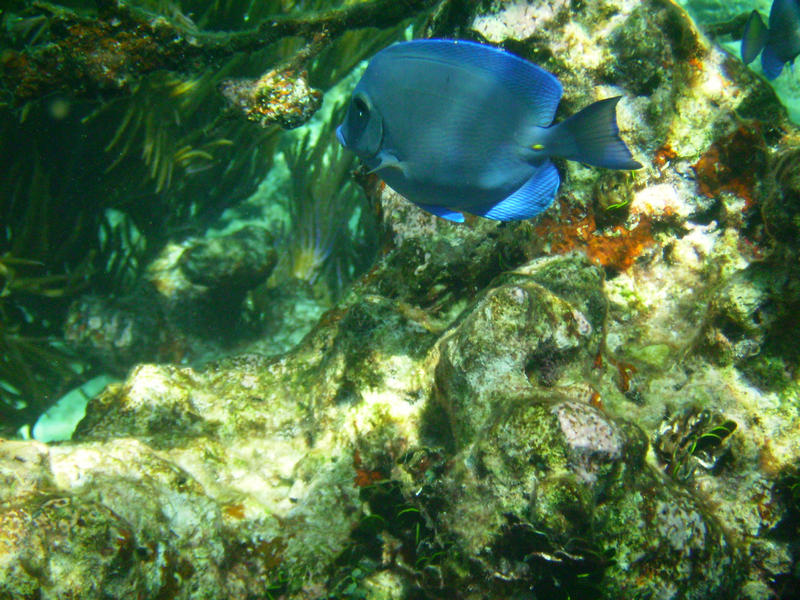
[65,225,277,371]
[3,0,800,599]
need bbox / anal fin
[415,203,465,223]
[473,161,560,221]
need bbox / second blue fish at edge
[741,0,800,80]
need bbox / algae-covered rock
[433,256,598,447]
[3,0,800,598]
[64,225,279,373]
[422,255,740,598]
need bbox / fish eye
[345,94,372,142]
[354,97,369,120]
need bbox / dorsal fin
[376,39,563,127]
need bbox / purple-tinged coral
[553,400,624,484]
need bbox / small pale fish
[336,39,641,223]
[741,0,800,79]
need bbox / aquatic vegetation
[309,27,411,92]
[2,0,800,598]
[329,460,452,598]
[88,71,238,194]
[0,253,87,436]
[0,0,208,102]
[64,63,283,246]
[0,93,212,428]
[279,107,379,297]
[654,407,738,481]
[0,150,97,434]
[0,52,277,428]
[0,0,439,105]
[0,0,418,388]
[95,209,148,295]
[761,140,800,248]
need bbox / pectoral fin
[368,151,407,175]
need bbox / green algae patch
[632,343,673,368]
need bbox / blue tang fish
[336,39,641,223]
[741,0,800,79]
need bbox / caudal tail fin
[761,44,785,79]
[741,10,768,65]
[547,96,641,170]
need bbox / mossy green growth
[741,354,794,392]
[632,343,673,369]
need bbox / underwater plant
[761,142,800,248]
[0,253,88,436]
[0,0,439,105]
[280,104,379,298]
[95,72,235,194]
[0,167,160,434]
[0,0,435,430]
[79,63,284,242]
[0,0,441,429]
[654,407,737,481]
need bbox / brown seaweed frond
[88,71,233,193]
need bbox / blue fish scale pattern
[377,40,564,126]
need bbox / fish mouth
[335,125,346,147]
